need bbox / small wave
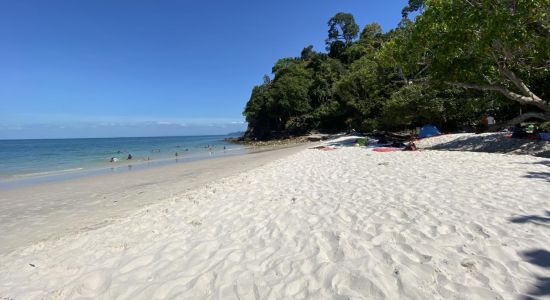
[223,147,244,152]
[12,168,85,178]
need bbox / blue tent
[418,124,441,138]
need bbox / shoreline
[0,142,314,254]
[0,145,250,189]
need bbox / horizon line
[0,132,245,141]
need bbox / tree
[381,82,517,131]
[411,0,550,123]
[326,13,360,48]
[402,0,425,18]
[300,45,315,61]
[243,83,275,139]
[308,56,347,131]
[359,23,384,50]
[377,19,426,85]
[272,57,300,77]
[334,57,390,131]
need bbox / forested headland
[242,0,549,140]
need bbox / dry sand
[0,145,549,299]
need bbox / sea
[0,135,247,188]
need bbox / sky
[0,0,409,139]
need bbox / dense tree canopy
[243,1,549,140]
[410,0,550,124]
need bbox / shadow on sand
[510,211,550,226]
[514,160,550,182]
[511,211,550,299]
[523,171,550,182]
[425,133,550,158]
[531,160,550,167]
[521,249,550,299]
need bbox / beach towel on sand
[373,147,401,152]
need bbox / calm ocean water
[0,135,246,186]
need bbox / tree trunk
[488,112,550,132]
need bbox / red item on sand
[373,147,401,152]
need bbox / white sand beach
[0,141,549,299]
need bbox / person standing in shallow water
[127,154,132,160]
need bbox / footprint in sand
[74,270,111,297]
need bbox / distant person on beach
[404,141,417,151]
[476,114,489,133]
[127,154,133,160]
[175,152,179,157]
[110,157,119,163]
[487,115,495,127]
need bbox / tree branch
[448,82,550,112]
[413,64,429,79]
[498,66,542,102]
[488,112,550,132]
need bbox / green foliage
[243,3,549,139]
[359,23,384,51]
[540,122,550,132]
[411,0,550,104]
[382,83,475,131]
[402,0,425,18]
[356,138,368,146]
[244,83,273,138]
[334,57,387,127]
[326,13,360,47]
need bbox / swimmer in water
[127,154,133,160]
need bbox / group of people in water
[109,154,131,162]
[108,145,228,163]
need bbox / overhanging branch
[448,82,550,112]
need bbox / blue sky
[0,0,408,139]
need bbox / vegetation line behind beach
[242,0,550,140]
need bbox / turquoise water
[0,135,246,186]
